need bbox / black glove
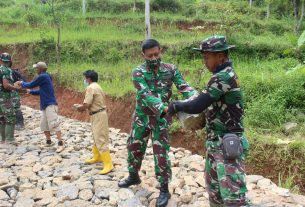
[168,101,181,115]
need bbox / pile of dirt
[176,20,220,32]
[0,43,31,72]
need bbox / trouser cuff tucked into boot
[118,172,141,188]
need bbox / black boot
[118,172,141,188]
[15,110,24,130]
[156,183,171,207]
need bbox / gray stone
[32,163,42,173]
[7,187,17,199]
[167,199,178,207]
[76,181,93,190]
[79,189,93,201]
[180,191,193,204]
[63,199,92,207]
[184,176,198,187]
[118,197,143,207]
[56,184,79,200]
[109,192,119,206]
[135,188,153,198]
[38,170,53,178]
[257,178,274,190]
[195,176,205,188]
[90,195,101,205]
[291,193,305,205]
[271,186,290,197]
[95,187,115,199]
[0,178,9,187]
[0,200,12,207]
[14,197,35,207]
[118,188,135,201]
[15,146,28,155]
[35,197,54,206]
[246,175,264,184]
[0,183,18,191]
[0,190,9,200]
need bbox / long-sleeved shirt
[21,72,57,110]
[174,61,244,137]
[132,62,196,117]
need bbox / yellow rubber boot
[99,150,114,174]
[85,145,100,164]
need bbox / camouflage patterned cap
[193,35,235,52]
[0,53,12,62]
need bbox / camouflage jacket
[132,62,196,117]
[0,65,14,97]
[205,61,244,138]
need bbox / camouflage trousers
[0,94,16,125]
[11,92,24,127]
[205,134,250,207]
[11,92,21,109]
[127,113,172,185]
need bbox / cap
[193,35,235,52]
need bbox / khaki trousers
[90,110,109,153]
[40,105,60,132]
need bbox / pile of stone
[0,106,304,207]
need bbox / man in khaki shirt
[74,70,113,174]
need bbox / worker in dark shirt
[16,62,64,153]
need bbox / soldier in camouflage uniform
[168,36,250,207]
[0,53,18,144]
[118,39,196,207]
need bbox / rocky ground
[0,106,304,207]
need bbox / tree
[82,0,86,16]
[266,0,272,18]
[145,0,151,39]
[133,0,137,12]
[41,0,61,74]
[293,0,305,33]
[249,0,253,8]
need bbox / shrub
[0,0,12,7]
[151,0,182,12]
[24,11,44,26]
[245,95,286,129]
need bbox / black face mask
[146,58,161,69]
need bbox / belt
[89,108,105,116]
